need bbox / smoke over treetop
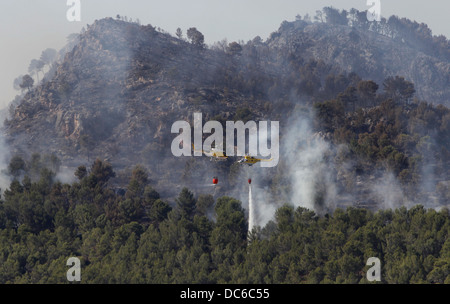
[2,10,450,213]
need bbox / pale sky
[0,0,449,109]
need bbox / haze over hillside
[1,7,450,222]
[1,1,449,110]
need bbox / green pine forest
[0,156,449,284]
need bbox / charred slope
[267,19,450,106]
[3,16,450,206]
[4,18,270,196]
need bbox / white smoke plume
[251,182,278,228]
[55,166,77,185]
[0,138,11,192]
[229,107,339,228]
[281,109,338,214]
[0,109,12,192]
[372,171,411,209]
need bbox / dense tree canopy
[0,157,448,284]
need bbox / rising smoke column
[281,109,338,214]
[0,133,11,191]
[0,108,12,191]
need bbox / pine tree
[176,187,196,220]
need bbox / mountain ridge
[268,18,449,105]
[2,10,450,209]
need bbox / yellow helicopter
[192,144,228,161]
[237,155,273,166]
